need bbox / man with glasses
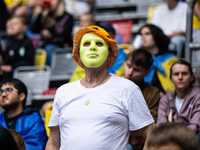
[0,78,48,150]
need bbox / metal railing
[185,0,200,65]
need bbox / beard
[1,100,20,111]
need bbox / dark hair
[0,127,19,150]
[139,24,170,52]
[0,78,27,108]
[147,123,199,150]
[170,59,195,84]
[127,48,153,70]
[98,22,116,36]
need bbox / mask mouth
[87,53,98,57]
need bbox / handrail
[185,0,197,62]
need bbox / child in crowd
[0,15,35,81]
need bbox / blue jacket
[0,106,48,150]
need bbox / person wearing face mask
[45,25,156,150]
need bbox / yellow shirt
[4,0,26,7]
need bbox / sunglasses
[0,88,18,96]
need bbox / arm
[45,126,60,150]
[167,31,185,38]
[156,94,170,125]
[186,0,200,20]
[194,1,200,19]
[187,95,200,134]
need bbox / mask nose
[89,41,96,51]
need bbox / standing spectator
[157,59,200,135]
[0,15,35,81]
[45,25,155,150]
[147,123,199,150]
[137,24,178,95]
[0,78,48,150]
[151,0,188,58]
[31,0,74,66]
[69,22,127,82]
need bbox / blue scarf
[144,53,176,83]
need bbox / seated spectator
[72,12,96,37]
[80,12,96,27]
[136,24,178,95]
[147,122,199,150]
[0,78,48,150]
[0,127,26,150]
[124,49,160,122]
[151,0,187,58]
[157,59,200,135]
[0,15,35,81]
[31,0,74,66]
[124,49,160,150]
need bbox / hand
[1,65,12,72]
[41,29,52,39]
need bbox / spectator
[0,78,48,150]
[80,12,96,27]
[157,59,200,135]
[69,22,127,82]
[124,49,160,150]
[72,12,96,37]
[147,122,199,150]
[0,127,23,150]
[151,0,188,58]
[0,15,35,81]
[0,127,26,150]
[31,0,74,66]
[137,24,178,96]
[124,49,160,122]
[45,25,155,150]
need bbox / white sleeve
[128,87,154,131]
[48,93,60,127]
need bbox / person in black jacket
[31,0,73,65]
[0,15,35,81]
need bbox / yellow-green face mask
[79,32,110,68]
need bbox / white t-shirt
[175,96,184,113]
[49,75,154,150]
[151,2,187,35]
